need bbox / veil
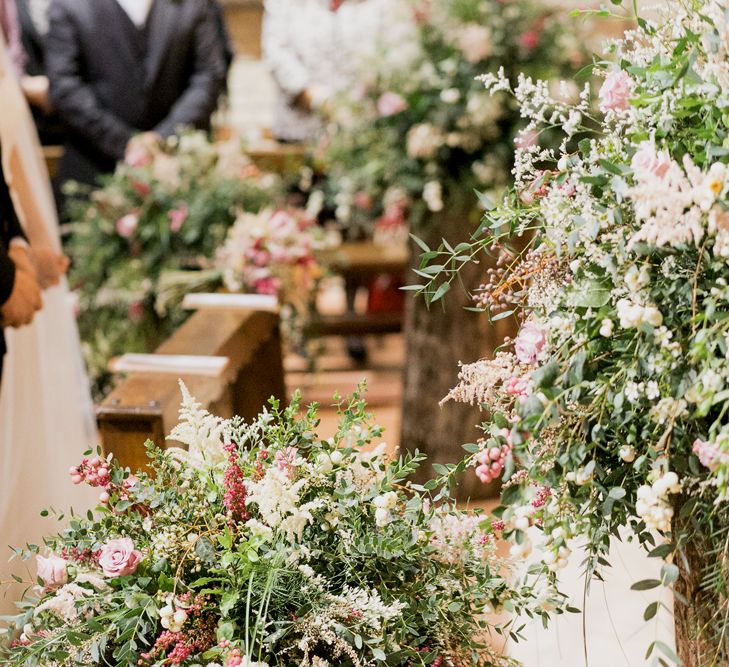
[0,31,96,613]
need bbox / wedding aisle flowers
[0,386,549,666]
[216,208,329,342]
[66,131,277,398]
[414,0,729,661]
[312,0,585,239]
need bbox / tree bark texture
[401,202,518,500]
[673,511,729,667]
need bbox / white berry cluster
[636,471,681,532]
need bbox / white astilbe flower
[166,381,228,466]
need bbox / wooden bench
[310,242,410,337]
[97,307,285,471]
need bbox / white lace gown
[507,535,675,666]
[0,32,96,615]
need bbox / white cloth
[115,0,154,27]
[0,31,97,615]
[262,0,411,142]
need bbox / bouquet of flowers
[0,386,555,667]
[216,208,329,342]
[417,0,729,661]
[313,0,585,238]
[66,131,277,398]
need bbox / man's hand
[1,269,42,328]
[21,76,53,114]
[32,246,69,289]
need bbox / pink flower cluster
[693,437,729,472]
[223,443,249,523]
[275,446,299,478]
[70,455,112,502]
[475,432,512,484]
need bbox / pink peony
[36,554,68,588]
[377,92,408,117]
[631,142,671,179]
[116,212,139,238]
[168,204,188,232]
[514,321,547,365]
[599,70,633,113]
[98,538,142,578]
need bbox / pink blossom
[631,142,671,179]
[505,375,530,397]
[599,70,633,113]
[128,300,145,323]
[254,276,280,295]
[693,438,728,472]
[519,30,540,51]
[116,212,139,238]
[125,145,153,168]
[377,92,408,117]
[36,554,68,588]
[514,321,547,365]
[275,447,299,476]
[98,538,142,578]
[168,204,188,232]
[353,191,373,210]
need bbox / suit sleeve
[45,0,134,161]
[262,0,310,100]
[154,3,227,138]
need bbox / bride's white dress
[0,32,96,614]
[507,535,675,666]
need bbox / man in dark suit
[0,150,42,382]
[45,0,227,189]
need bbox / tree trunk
[673,511,728,666]
[401,201,517,500]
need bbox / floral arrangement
[311,0,586,238]
[416,0,729,662]
[216,208,329,343]
[0,385,556,667]
[66,131,277,398]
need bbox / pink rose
[631,142,671,179]
[98,538,142,578]
[514,321,547,365]
[168,204,188,232]
[377,92,408,117]
[116,212,139,238]
[36,554,68,588]
[599,70,632,113]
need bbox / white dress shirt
[115,0,154,27]
[262,0,411,142]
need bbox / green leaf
[631,579,661,591]
[660,563,679,585]
[643,601,659,621]
[608,487,626,500]
[431,281,451,303]
[410,234,430,253]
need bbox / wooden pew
[97,308,285,470]
[310,242,409,337]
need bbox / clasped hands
[1,243,68,328]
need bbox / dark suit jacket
[0,151,27,357]
[46,0,227,186]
